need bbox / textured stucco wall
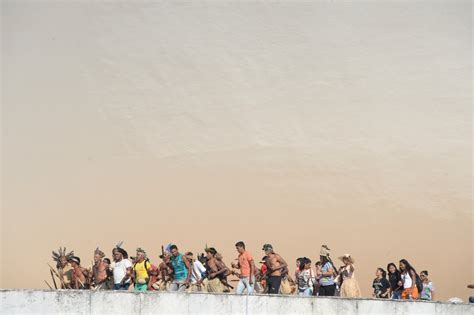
[1,290,473,315]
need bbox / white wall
[1,290,472,315]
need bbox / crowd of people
[48,243,435,301]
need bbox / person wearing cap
[111,247,132,290]
[231,241,255,295]
[185,252,207,292]
[262,244,288,294]
[318,245,337,296]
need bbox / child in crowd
[420,270,435,301]
[296,257,315,296]
[372,268,390,298]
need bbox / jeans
[236,276,255,294]
[170,280,188,292]
[298,287,313,296]
[114,283,130,290]
[391,290,402,300]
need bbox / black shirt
[388,272,403,292]
[373,277,390,298]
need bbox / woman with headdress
[338,254,362,298]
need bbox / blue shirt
[320,262,335,286]
[171,253,188,281]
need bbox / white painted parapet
[1,290,472,314]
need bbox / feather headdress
[51,247,74,269]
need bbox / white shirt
[402,272,412,289]
[112,259,132,284]
[191,260,206,284]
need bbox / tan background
[1,1,472,301]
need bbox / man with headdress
[91,247,109,290]
[111,244,132,290]
[157,250,173,291]
[214,252,232,292]
[69,256,90,289]
[133,247,152,291]
[204,247,225,293]
[262,244,288,294]
[51,247,74,289]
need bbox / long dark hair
[399,259,417,276]
[387,263,399,275]
[377,268,387,278]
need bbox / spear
[48,263,68,289]
[50,269,58,289]
[44,280,53,290]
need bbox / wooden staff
[50,269,58,289]
[44,280,53,290]
[48,264,68,289]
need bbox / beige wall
[1,1,472,300]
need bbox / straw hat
[338,254,355,264]
[320,245,331,257]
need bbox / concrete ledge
[1,290,472,314]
